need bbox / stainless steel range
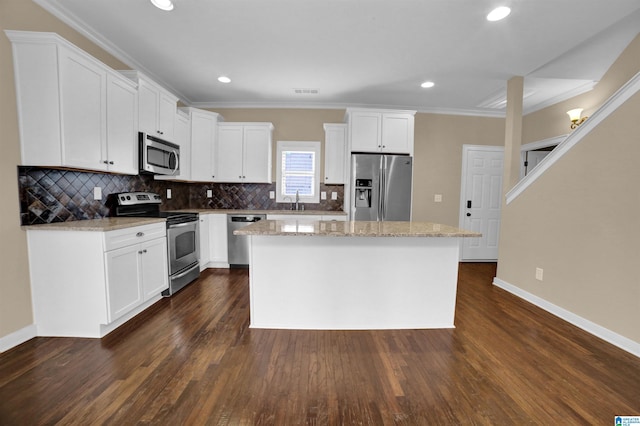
[110,192,200,296]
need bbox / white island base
[248,235,461,330]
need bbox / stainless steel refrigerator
[350,153,413,221]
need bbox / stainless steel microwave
[139,132,180,175]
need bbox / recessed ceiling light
[218,76,231,83]
[421,81,435,89]
[150,0,174,11]
[487,6,511,21]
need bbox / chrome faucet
[295,190,300,211]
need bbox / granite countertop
[22,217,167,232]
[234,219,481,238]
[183,209,347,216]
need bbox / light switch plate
[166,188,172,199]
[434,194,442,203]
[93,186,102,201]
[331,192,338,200]
[207,189,213,198]
[269,191,275,199]
[321,191,327,200]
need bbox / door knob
[466,213,471,217]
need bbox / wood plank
[0,264,639,424]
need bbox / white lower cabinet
[27,222,168,338]
[266,214,347,221]
[199,213,228,268]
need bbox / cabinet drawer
[104,223,167,252]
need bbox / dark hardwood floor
[1,263,639,425]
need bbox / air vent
[293,88,319,95]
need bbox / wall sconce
[567,108,588,129]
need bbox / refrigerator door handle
[379,157,385,220]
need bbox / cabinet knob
[136,232,144,237]
[138,250,143,254]
[109,161,114,165]
[103,160,109,164]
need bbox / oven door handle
[168,221,197,229]
[172,264,199,280]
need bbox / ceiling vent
[294,88,319,95]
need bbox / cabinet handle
[109,161,114,165]
[136,232,144,237]
[103,160,109,164]
[138,250,143,254]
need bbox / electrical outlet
[207,189,213,198]
[269,191,275,199]
[93,186,102,201]
[535,267,544,281]
[434,194,442,203]
[166,188,172,199]
[321,191,327,200]
[331,192,338,200]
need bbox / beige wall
[498,34,640,343]
[0,0,127,340]
[412,113,505,225]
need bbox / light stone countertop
[182,209,347,216]
[234,219,481,238]
[21,217,167,232]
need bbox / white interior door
[525,151,551,175]
[460,145,503,261]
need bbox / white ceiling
[35,0,640,117]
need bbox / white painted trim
[521,135,568,152]
[493,277,640,359]
[458,144,504,261]
[0,325,37,353]
[507,70,640,204]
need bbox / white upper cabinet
[214,123,273,183]
[7,31,138,174]
[346,108,416,155]
[181,107,221,182]
[120,71,178,141]
[323,123,347,184]
[106,74,138,175]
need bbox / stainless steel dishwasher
[227,214,266,267]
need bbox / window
[276,141,321,204]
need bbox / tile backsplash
[18,167,344,225]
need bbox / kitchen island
[235,219,480,330]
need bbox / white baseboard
[0,324,37,353]
[493,277,640,358]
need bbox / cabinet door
[190,111,217,182]
[349,112,381,152]
[138,80,160,136]
[140,237,169,299]
[242,125,272,183]
[209,214,228,263]
[106,74,138,174]
[59,48,107,171]
[381,113,413,154]
[324,124,347,184]
[215,125,244,182]
[158,92,176,140]
[105,245,143,322]
[198,214,211,267]
[174,112,191,180]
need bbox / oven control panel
[116,192,162,206]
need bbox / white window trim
[276,140,321,204]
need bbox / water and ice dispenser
[354,179,372,208]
